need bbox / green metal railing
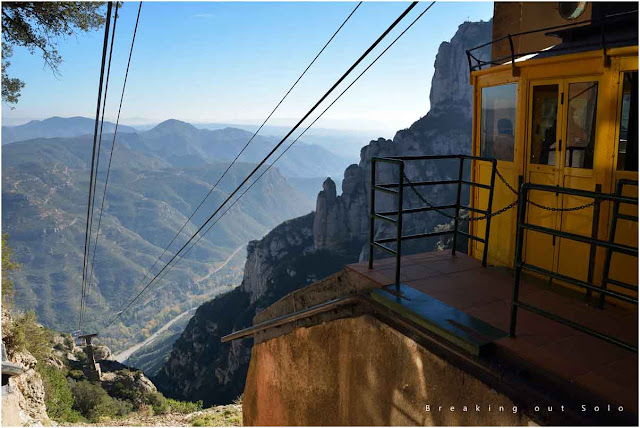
[510,180,639,352]
[368,154,498,292]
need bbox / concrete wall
[243,315,530,426]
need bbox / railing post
[586,183,602,303]
[452,156,464,256]
[510,177,526,338]
[482,160,497,267]
[395,161,404,293]
[507,34,519,76]
[368,159,377,269]
[599,180,624,308]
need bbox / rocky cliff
[155,20,492,405]
[313,20,492,253]
[154,213,361,405]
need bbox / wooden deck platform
[347,251,638,416]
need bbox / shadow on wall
[243,315,527,426]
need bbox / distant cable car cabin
[465,2,638,297]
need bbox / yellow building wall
[469,47,638,291]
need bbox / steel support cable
[103,2,420,328]
[117,1,363,312]
[160,0,439,286]
[80,1,113,331]
[87,2,143,317]
[83,2,120,324]
[104,1,433,329]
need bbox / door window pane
[530,85,559,166]
[617,72,638,171]
[565,82,598,169]
[481,84,516,162]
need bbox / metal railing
[368,155,498,292]
[600,179,639,308]
[510,180,639,352]
[466,10,638,73]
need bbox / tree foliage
[1,2,107,105]
[71,380,133,422]
[2,234,20,305]
[39,364,85,423]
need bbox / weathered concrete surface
[243,315,529,426]
[2,391,23,427]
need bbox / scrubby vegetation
[1,234,19,306]
[39,364,84,422]
[146,392,204,415]
[188,404,242,427]
[2,237,206,425]
[71,380,133,422]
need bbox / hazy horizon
[1,2,493,136]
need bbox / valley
[1,118,355,358]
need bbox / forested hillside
[2,118,346,353]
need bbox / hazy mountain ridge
[1,116,137,144]
[128,119,351,179]
[4,116,352,181]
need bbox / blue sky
[3,1,493,135]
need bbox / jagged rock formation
[156,19,492,406]
[242,215,315,304]
[313,163,368,249]
[313,21,492,253]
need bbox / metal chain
[494,168,595,212]
[495,168,519,195]
[402,167,595,226]
[469,199,519,221]
[528,199,595,212]
[403,173,457,220]
[402,172,518,222]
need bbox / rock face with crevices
[8,349,50,426]
[241,215,315,304]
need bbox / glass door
[524,81,563,273]
[524,77,601,284]
[556,78,600,283]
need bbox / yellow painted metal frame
[469,47,638,280]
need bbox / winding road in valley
[114,307,196,363]
[114,245,246,363]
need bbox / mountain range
[1,116,137,144]
[2,117,352,353]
